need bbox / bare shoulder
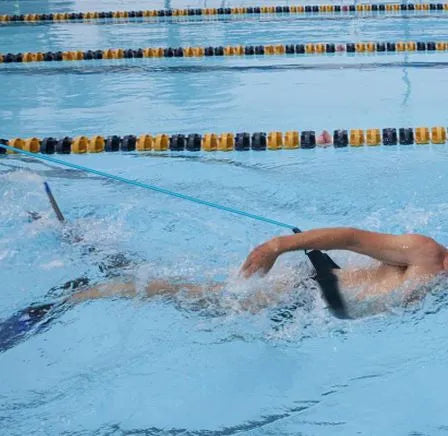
[350,228,445,267]
[355,228,440,251]
[403,233,441,248]
[401,233,446,263]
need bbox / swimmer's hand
[240,238,280,278]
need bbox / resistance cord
[0,143,348,318]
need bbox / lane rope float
[1,126,446,154]
[1,3,448,24]
[1,40,446,63]
[0,147,349,321]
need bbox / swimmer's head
[444,250,448,270]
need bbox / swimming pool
[1,1,448,434]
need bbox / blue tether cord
[0,143,299,232]
[0,143,350,318]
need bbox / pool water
[1,1,448,435]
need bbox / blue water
[1,1,448,435]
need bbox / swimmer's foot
[0,301,65,353]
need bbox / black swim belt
[306,249,349,319]
[292,228,349,318]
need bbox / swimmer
[2,226,447,352]
[241,227,448,309]
[71,227,448,314]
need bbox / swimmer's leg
[69,276,307,315]
[69,279,225,303]
[69,272,302,306]
[0,279,206,352]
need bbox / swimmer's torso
[336,262,437,301]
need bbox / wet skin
[72,228,448,314]
[241,227,448,302]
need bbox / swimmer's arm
[241,227,444,276]
[242,227,356,276]
[275,228,443,266]
[345,229,444,267]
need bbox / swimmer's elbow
[407,234,444,263]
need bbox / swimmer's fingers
[240,259,262,278]
[240,242,278,278]
[240,248,260,278]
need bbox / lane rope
[1,126,446,153]
[1,40,446,63]
[0,142,297,230]
[1,3,448,24]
